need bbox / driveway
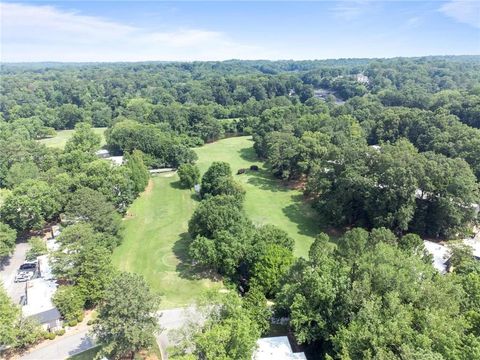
[156,306,205,358]
[0,242,30,304]
[18,307,201,360]
[19,331,95,360]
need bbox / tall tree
[125,150,149,194]
[93,272,161,359]
[0,222,16,258]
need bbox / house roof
[30,307,61,325]
[253,337,307,360]
[423,240,450,274]
[22,278,58,320]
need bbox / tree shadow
[0,256,12,272]
[239,146,258,163]
[283,194,343,240]
[172,232,221,281]
[169,181,200,201]
[170,180,185,190]
[282,195,321,238]
[246,169,290,193]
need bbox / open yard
[38,127,107,148]
[112,136,319,308]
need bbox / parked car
[19,261,37,270]
[15,271,34,282]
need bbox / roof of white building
[106,156,124,166]
[253,337,307,360]
[22,278,58,318]
[423,240,450,274]
[463,237,480,259]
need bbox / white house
[22,255,61,331]
[253,337,306,360]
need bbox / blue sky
[1,1,479,62]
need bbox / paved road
[156,307,203,350]
[19,307,200,360]
[0,242,30,304]
[20,332,95,360]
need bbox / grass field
[112,173,220,309]
[38,127,107,148]
[112,136,319,308]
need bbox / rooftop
[423,240,450,274]
[22,278,58,319]
[253,337,307,360]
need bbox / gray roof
[29,307,61,324]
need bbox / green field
[112,136,319,308]
[38,127,107,148]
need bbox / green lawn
[38,127,107,148]
[112,172,220,309]
[112,136,319,308]
[68,347,101,360]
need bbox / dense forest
[1,56,480,359]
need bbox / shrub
[55,329,66,336]
[44,332,56,340]
[26,236,47,261]
[68,320,78,327]
[178,163,200,189]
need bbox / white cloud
[331,0,373,21]
[439,0,480,29]
[0,2,275,62]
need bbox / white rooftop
[253,337,307,360]
[95,149,110,155]
[22,278,58,318]
[423,240,450,274]
[106,156,124,166]
[462,235,480,259]
[37,254,54,280]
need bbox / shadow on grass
[173,232,221,281]
[246,169,290,192]
[283,194,344,240]
[170,180,185,190]
[239,147,258,163]
[282,194,320,237]
[170,181,201,202]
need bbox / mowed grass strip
[113,136,319,308]
[112,173,220,309]
[38,127,107,148]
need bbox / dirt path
[144,179,155,195]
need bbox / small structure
[423,240,450,274]
[22,255,61,331]
[22,279,61,331]
[237,168,247,175]
[194,184,201,195]
[253,337,307,360]
[250,165,259,171]
[95,149,110,158]
[149,168,175,175]
[463,235,480,260]
[106,156,124,166]
[355,73,370,84]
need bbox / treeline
[1,57,479,134]
[253,100,480,238]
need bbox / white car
[14,271,34,283]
